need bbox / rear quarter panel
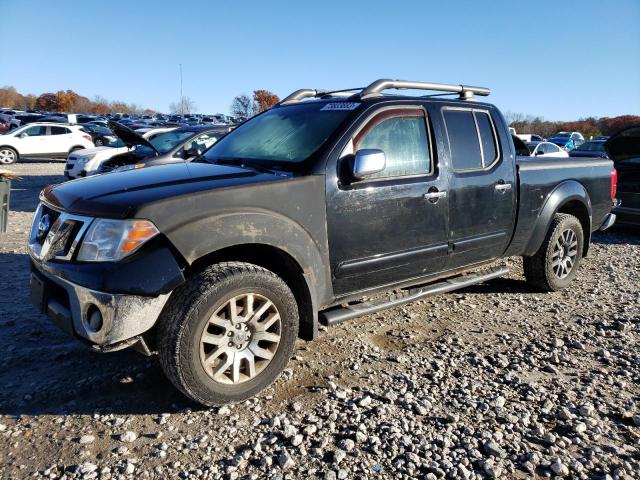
[506,157,613,256]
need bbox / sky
[1,0,639,120]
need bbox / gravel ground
[0,161,639,480]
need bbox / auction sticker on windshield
[321,102,360,111]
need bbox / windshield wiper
[212,158,281,174]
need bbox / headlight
[76,153,96,164]
[77,219,159,262]
[114,163,146,173]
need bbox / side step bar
[320,265,509,326]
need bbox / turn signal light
[121,221,159,253]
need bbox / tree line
[505,111,640,139]
[0,86,155,114]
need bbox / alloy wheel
[0,149,16,164]
[199,293,281,385]
[552,229,578,279]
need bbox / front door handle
[495,182,512,192]
[424,190,447,203]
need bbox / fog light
[86,305,103,332]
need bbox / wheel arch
[185,243,319,341]
[524,180,592,257]
[0,145,19,156]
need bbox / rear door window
[443,109,499,171]
[50,126,71,135]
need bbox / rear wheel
[158,262,299,406]
[523,213,584,291]
[0,147,18,164]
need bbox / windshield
[576,142,605,152]
[203,102,353,165]
[148,130,196,153]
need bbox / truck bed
[506,156,614,256]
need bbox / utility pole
[179,63,184,115]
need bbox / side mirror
[183,146,203,159]
[19,133,27,138]
[535,150,545,156]
[352,149,386,179]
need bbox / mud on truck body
[29,79,618,406]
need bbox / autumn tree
[36,92,59,111]
[169,96,196,115]
[253,90,279,112]
[230,93,257,118]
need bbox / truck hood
[43,161,291,218]
[107,120,159,154]
[606,125,640,162]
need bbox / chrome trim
[599,213,616,231]
[495,183,512,191]
[353,149,386,179]
[424,191,447,200]
[28,203,93,261]
[360,79,490,99]
[280,88,328,105]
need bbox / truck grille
[28,203,93,261]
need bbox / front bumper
[30,262,169,349]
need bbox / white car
[64,127,177,179]
[526,141,569,158]
[0,123,94,164]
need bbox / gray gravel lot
[0,161,638,480]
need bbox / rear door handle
[424,190,447,202]
[495,183,512,192]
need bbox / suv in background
[0,123,94,164]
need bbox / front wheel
[523,213,584,291]
[0,147,18,164]
[158,262,299,406]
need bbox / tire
[0,147,18,164]
[158,262,299,406]
[523,213,584,292]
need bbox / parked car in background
[526,141,569,157]
[79,124,117,146]
[517,134,545,142]
[548,131,585,151]
[0,123,94,164]
[0,123,93,164]
[606,125,639,225]
[0,115,10,133]
[9,113,44,130]
[569,140,609,158]
[65,127,177,179]
[98,123,231,173]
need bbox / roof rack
[360,79,490,99]
[279,79,490,105]
[280,89,328,105]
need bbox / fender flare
[165,209,332,321]
[524,180,592,256]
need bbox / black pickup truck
[28,79,617,406]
